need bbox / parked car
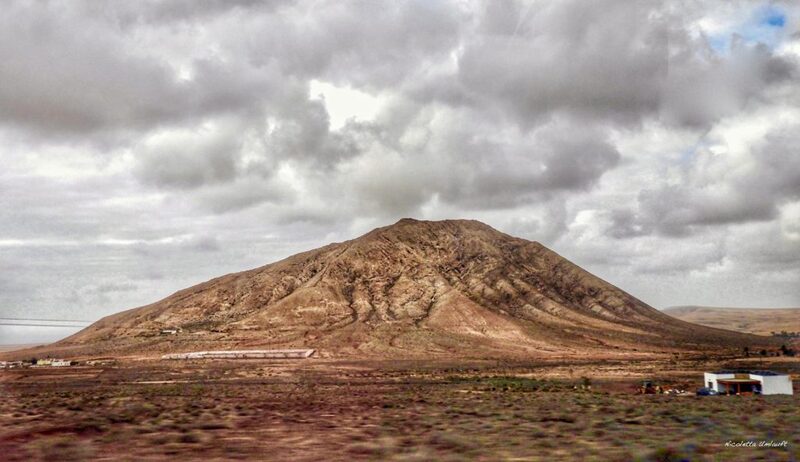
[696,387,719,396]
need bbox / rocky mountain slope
[15,219,774,359]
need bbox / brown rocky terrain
[2,357,799,461]
[5,219,776,359]
[664,306,800,337]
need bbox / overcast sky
[2,0,799,344]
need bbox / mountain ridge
[4,219,776,359]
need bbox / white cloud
[309,80,385,130]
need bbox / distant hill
[3,219,774,360]
[663,306,800,337]
[0,344,45,353]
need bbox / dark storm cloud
[502,202,569,245]
[457,0,668,125]
[534,123,621,190]
[87,0,269,25]
[638,185,776,237]
[660,43,796,127]
[135,122,243,189]
[435,119,621,209]
[0,2,281,137]
[192,177,292,214]
[187,235,221,253]
[605,209,651,239]
[266,98,366,167]
[245,1,464,86]
[0,174,131,240]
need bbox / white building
[704,370,793,395]
[162,349,315,360]
[51,359,72,367]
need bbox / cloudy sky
[2,0,799,344]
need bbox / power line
[0,317,92,324]
[0,323,89,328]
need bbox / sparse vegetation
[780,344,797,357]
[772,331,800,339]
[1,359,797,461]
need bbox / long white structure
[162,349,315,360]
[704,370,793,395]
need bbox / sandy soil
[1,356,798,461]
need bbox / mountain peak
[390,217,493,229]
[48,219,769,359]
[380,217,505,238]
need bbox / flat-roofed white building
[704,370,793,395]
[162,349,315,360]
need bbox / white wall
[760,375,794,395]
[704,373,735,392]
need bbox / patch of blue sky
[704,4,787,55]
[762,6,786,28]
[707,35,729,54]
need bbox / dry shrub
[29,436,95,462]
[425,431,477,452]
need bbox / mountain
[11,219,774,359]
[664,306,800,337]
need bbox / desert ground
[1,355,798,461]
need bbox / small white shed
[704,370,793,395]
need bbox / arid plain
[1,356,799,461]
